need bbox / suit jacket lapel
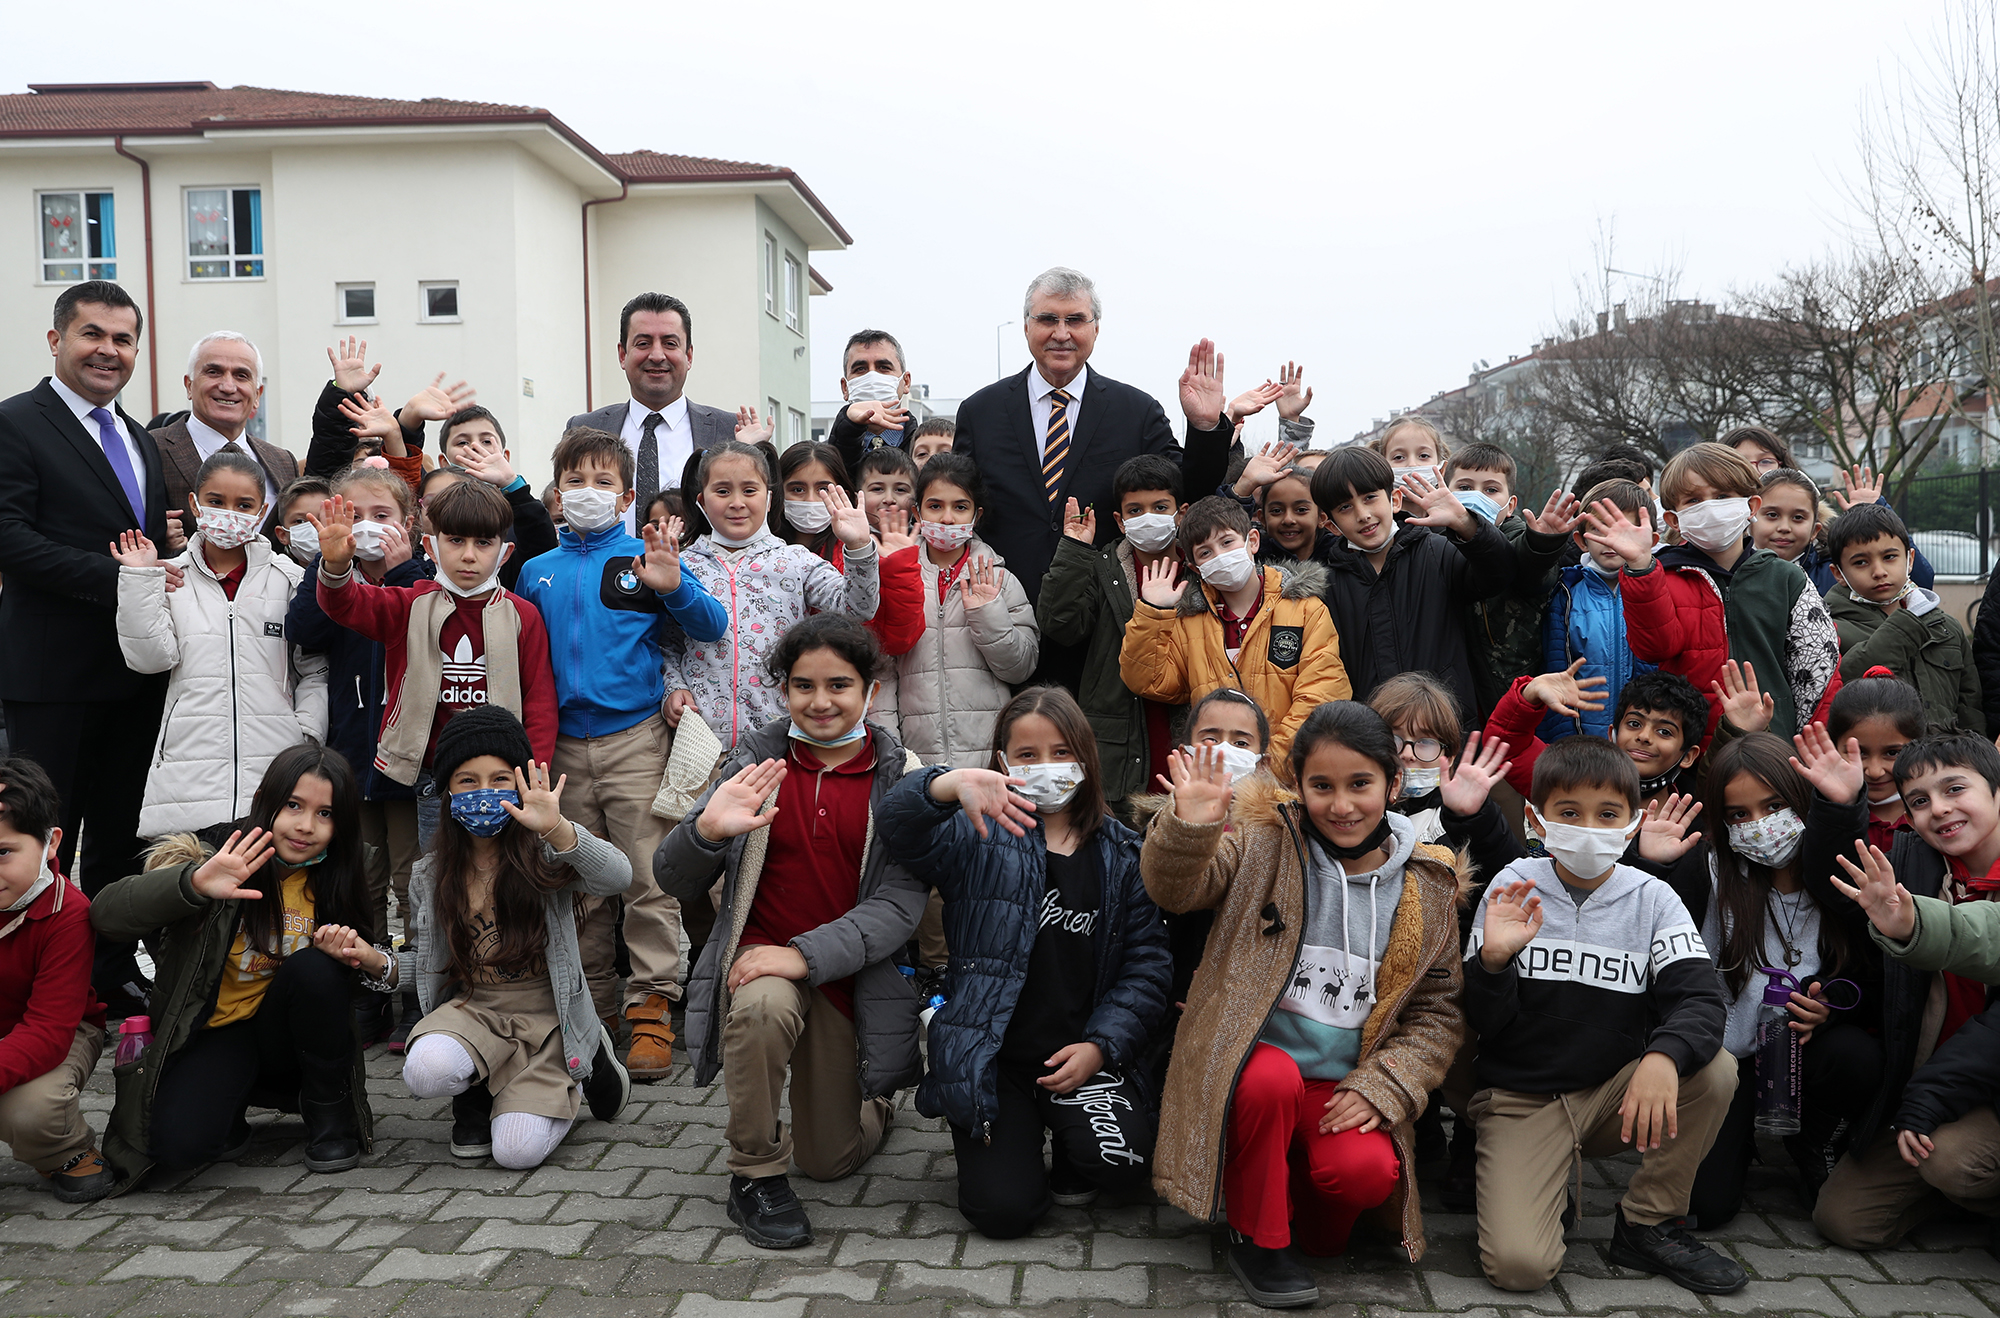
[157,423,200,508]
[37,384,138,517]
[1008,368,1039,475]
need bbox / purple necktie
[88,407,144,525]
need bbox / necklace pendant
[1785,947,1802,967]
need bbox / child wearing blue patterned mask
[396,705,634,1171]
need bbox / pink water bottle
[115,1016,152,1067]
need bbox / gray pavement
[4,1044,1999,1317]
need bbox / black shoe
[1047,1142,1100,1207]
[1607,1208,1747,1294]
[1414,1102,1448,1176]
[1562,1186,1578,1232]
[98,977,152,1023]
[451,1085,494,1158]
[217,1116,254,1163]
[583,1021,631,1123]
[1439,1119,1477,1214]
[728,1173,814,1249]
[353,995,391,1049]
[1784,1133,1834,1209]
[300,1091,361,1174]
[1226,1231,1319,1309]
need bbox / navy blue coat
[285,555,434,800]
[877,766,1172,1138]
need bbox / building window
[789,408,806,446]
[767,398,782,438]
[763,234,778,318]
[337,283,376,323]
[784,255,802,332]
[39,190,116,282]
[420,281,460,323]
[187,187,262,279]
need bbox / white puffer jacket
[117,536,329,836]
[892,539,1039,768]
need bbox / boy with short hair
[514,427,730,1079]
[1312,445,1516,716]
[1811,731,2000,1248]
[1586,441,1840,741]
[1540,479,1657,742]
[856,447,917,533]
[1118,495,1349,777]
[0,756,114,1203]
[1826,503,1984,734]
[314,476,560,785]
[1466,737,1742,1295]
[1487,667,1718,805]
[1444,442,1578,723]
[909,418,955,468]
[1038,454,1188,806]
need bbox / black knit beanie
[431,705,534,787]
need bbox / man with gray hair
[952,266,1233,608]
[152,330,298,529]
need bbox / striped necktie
[1042,388,1072,504]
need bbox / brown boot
[42,1148,116,1204]
[623,993,677,1081]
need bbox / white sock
[490,1111,574,1169]
[402,1034,476,1098]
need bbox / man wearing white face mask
[825,331,915,472]
[1585,442,1840,743]
[1464,737,1742,1297]
[1119,497,1350,785]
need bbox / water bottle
[1752,973,1802,1136]
[114,1015,152,1068]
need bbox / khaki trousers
[915,890,948,970]
[554,717,681,1016]
[721,972,893,1181]
[1813,1110,2000,1250]
[360,798,420,946]
[0,1022,104,1172]
[1470,1048,1737,1292]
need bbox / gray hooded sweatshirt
[1258,811,1416,1080]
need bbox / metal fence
[1893,468,1999,579]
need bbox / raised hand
[1162,745,1233,826]
[336,393,399,443]
[694,758,786,843]
[959,555,1003,609]
[926,766,1039,840]
[501,760,570,842]
[821,484,872,550]
[1831,840,1917,941]
[1227,380,1285,425]
[1637,793,1704,863]
[1439,731,1512,816]
[1581,499,1655,570]
[1400,470,1477,537]
[1523,657,1610,718]
[1061,497,1096,544]
[190,828,274,901]
[1233,440,1302,496]
[377,519,414,571]
[1478,878,1544,970]
[327,337,380,394]
[404,373,475,424]
[110,529,159,569]
[1714,659,1776,734]
[1523,489,1584,537]
[735,405,776,444]
[454,444,516,487]
[633,516,686,593]
[876,505,918,555]
[307,496,359,572]
[1178,339,1226,430]
[1831,464,1885,512]
[1138,556,1182,609]
[848,399,909,434]
[1276,361,1313,422]
[1790,722,1865,806]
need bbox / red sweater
[0,875,106,1092]
[317,574,559,770]
[824,540,926,657]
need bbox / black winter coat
[285,554,433,801]
[877,767,1173,1138]
[1319,518,1515,715]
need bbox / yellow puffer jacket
[1117,560,1350,778]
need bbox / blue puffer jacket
[877,766,1173,1139]
[1538,563,1654,742]
[285,554,434,800]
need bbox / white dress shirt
[620,396,692,531]
[1028,365,1087,460]
[49,374,146,502]
[186,412,280,512]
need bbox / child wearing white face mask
[111,449,329,836]
[878,685,1171,1240]
[1583,442,1841,743]
[1121,496,1349,786]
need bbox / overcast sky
[4,0,1952,443]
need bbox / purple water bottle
[115,1015,152,1068]
[1753,971,1803,1135]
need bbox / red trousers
[1226,1042,1400,1253]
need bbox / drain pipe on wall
[580,178,630,411]
[111,135,159,417]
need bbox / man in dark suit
[0,281,171,1015]
[567,292,736,530]
[953,267,1235,604]
[152,330,299,531]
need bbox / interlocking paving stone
[1018,1262,1151,1304]
[101,1243,263,1282]
[749,1262,889,1300]
[0,1213,115,1246]
[1833,1275,1995,1316]
[353,1246,510,1285]
[884,1261,1020,1304]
